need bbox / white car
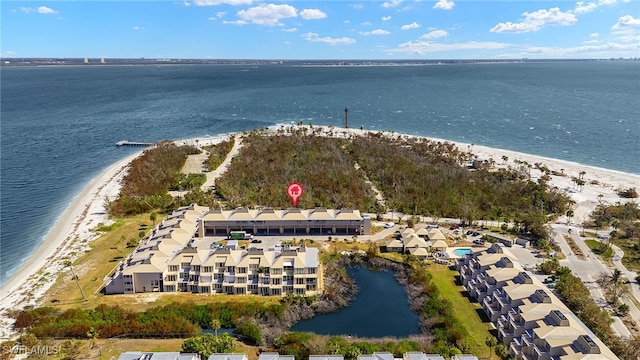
[383,222,395,228]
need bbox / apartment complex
[457,244,618,360]
[199,207,370,236]
[104,204,322,296]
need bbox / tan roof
[402,228,416,236]
[415,228,429,236]
[309,208,332,219]
[385,239,403,248]
[334,209,362,220]
[281,209,307,221]
[203,211,228,221]
[228,208,254,220]
[428,229,446,240]
[409,247,429,256]
[431,239,448,249]
[255,209,280,221]
[405,235,428,248]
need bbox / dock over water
[116,140,154,147]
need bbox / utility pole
[344,107,349,128]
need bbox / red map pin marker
[286,182,304,207]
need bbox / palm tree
[610,269,624,305]
[210,318,221,336]
[486,335,498,360]
[86,327,98,349]
[501,155,508,165]
[64,261,88,302]
[150,212,157,225]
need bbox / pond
[291,266,420,337]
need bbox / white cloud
[382,16,392,22]
[362,21,372,26]
[344,20,350,24]
[421,29,448,39]
[390,40,509,55]
[490,7,577,33]
[382,0,403,8]
[3,50,17,56]
[350,4,364,10]
[611,15,640,42]
[612,14,640,30]
[433,0,455,10]
[583,39,601,44]
[21,6,58,14]
[573,1,597,14]
[222,20,248,25]
[360,29,391,36]
[302,32,356,45]
[300,9,327,20]
[282,27,298,32]
[132,26,145,30]
[401,22,421,30]
[590,32,599,37]
[598,0,616,5]
[193,0,253,5]
[37,6,58,14]
[237,4,297,26]
[495,42,639,59]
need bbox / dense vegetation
[346,132,569,237]
[215,127,570,240]
[592,201,640,271]
[107,141,198,216]
[215,128,380,211]
[11,302,283,339]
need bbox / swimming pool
[452,248,472,257]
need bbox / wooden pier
[116,140,154,147]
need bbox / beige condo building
[104,204,324,296]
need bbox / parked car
[449,225,459,230]
[473,239,485,245]
[251,239,262,243]
[383,222,395,229]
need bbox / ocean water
[1,62,639,287]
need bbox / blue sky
[2,0,639,59]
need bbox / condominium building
[457,244,618,360]
[200,207,370,236]
[104,204,322,296]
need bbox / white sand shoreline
[1,126,638,339]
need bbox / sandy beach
[1,126,638,339]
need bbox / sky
[1,0,639,59]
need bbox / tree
[150,212,157,225]
[209,318,221,336]
[182,333,234,359]
[64,261,87,302]
[485,336,498,360]
[495,344,509,360]
[86,327,98,349]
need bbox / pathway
[552,224,637,339]
[201,138,244,191]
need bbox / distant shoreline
[2,57,638,68]
[1,124,638,339]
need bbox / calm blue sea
[1,62,639,287]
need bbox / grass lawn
[427,263,492,356]
[584,239,613,261]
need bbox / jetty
[116,140,154,147]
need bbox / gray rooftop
[258,353,295,360]
[208,354,248,360]
[117,352,200,360]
